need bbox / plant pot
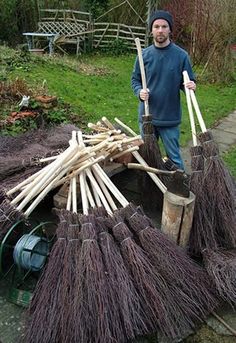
[35,95,58,109]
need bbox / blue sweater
[131,42,195,127]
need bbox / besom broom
[183,71,218,256]
[183,71,236,315]
[134,38,169,210]
[134,38,166,173]
[123,203,218,326]
[22,209,70,343]
[202,248,236,307]
[184,70,236,252]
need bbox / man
[131,10,196,170]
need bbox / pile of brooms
[0,118,217,342]
[183,71,236,310]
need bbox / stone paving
[0,110,236,343]
[0,278,26,343]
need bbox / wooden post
[161,191,195,247]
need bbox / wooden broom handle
[77,131,89,214]
[13,144,78,208]
[92,168,117,211]
[23,156,105,217]
[114,117,137,137]
[66,181,72,211]
[132,151,167,194]
[78,130,116,212]
[114,118,167,193]
[127,163,176,175]
[135,37,149,116]
[91,163,129,207]
[183,70,207,133]
[183,71,198,146]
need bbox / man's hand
[139,88,150,101]
[184,81,196,91]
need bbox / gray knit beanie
[149,10,173,32]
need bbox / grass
[223,146,236,177]
[5,50,236,144]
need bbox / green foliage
[1,117,37,136]
[0,0,38,46]
[84,0,110,17]
[100,39,130,55]
[2,50,31,73]
[223,146,236,178]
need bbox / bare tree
[190,0,236,82]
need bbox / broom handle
[78,128,115,213]
[183,70,207,133]
[132,151,167,193]
[92,168,118,211]
[7,163,52,196]
[115,117,137,136]
[72,176,78,213]
[23,161,76,216]
[22,149,94,197]
[88,123,120,133]
[135,37,149,116]
[101,116,115,130]
[12,144,78,207]
[77,131,89,214]
[113,118,167,193]
[122,135,142,144]
[85,181,96,208]
[8,143,76,196]
[83,132,111,139]
[54,156,105,188]
[86,168,112,214]
[183,71,198,146]
[23,157,103,217]
[110,146,139,162]
[127,163,176,175]
[80,171,88,214]
[15,139,84,208]
[66,181,72,211]
[78,132,112,212]
[29,151,96,197]
[71,131,78,213]
[91,163,129,207]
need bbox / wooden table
[23,32,58,56]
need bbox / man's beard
[154,35,169,44]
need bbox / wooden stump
[161,191,195,247]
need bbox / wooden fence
[92,22,146,50]
[33,9,148,54]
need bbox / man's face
[152,19,170,45]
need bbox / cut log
[161,191,195,247]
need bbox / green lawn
[6,52,236,146]
[223,146,236,177]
